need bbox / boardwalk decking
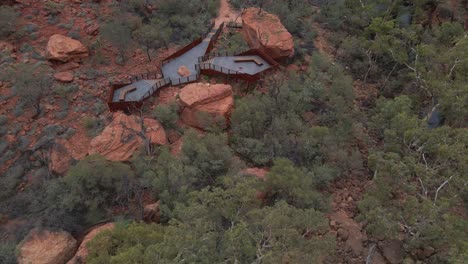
[108,22,278,111]
[211,56,270,74]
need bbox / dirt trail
[215,0,241,27]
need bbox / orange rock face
[242,7,294,59]
[49,136,89,175]
[179,83,234,130]
[179,83,232,107]
[17,229,77,264]
[143,202,160,223]
[46,34,89,62]
[67,223,115,264]
[89,112,167,161]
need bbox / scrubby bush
[0,6,18,39]
[152,102,179,129]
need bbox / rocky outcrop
[242,7,294,59]
[380,240,405,264]
[329,210,367,257]
[54,71,74,83]
[179,83,233,130]
[84,23,99,36]
[17,229,77,264]
[177,66,191,77]
[67,223,115,264]
[49,135,89,175]
[46,34,89,62]
[89,112,167,161]
[143,202,160,223]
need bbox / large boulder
[242,7,294,59]
[17,229,77,264]
[179,83,232,107]
[46,34,89,62]
[67,223,115,264]
[89,112,167,161]
[380,239,405,264]
[143,201,160,223]
[179,83,233,130]
[49,135,89,175]
[329,210,367,257]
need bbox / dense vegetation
[0,0,466,263]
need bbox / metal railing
[130,71,162,82]
[162,21,217,66]
[199,62,243,75]
[170,74,200,86]
[201,50,238,62]
[142,77,172,99]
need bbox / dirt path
[215,0,241,27]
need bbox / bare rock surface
[46,34,89,62]
[380,239,405,264]
[49,136,89,175]
[179,83,232,107]
[329,210,367,257]
[242,7,294,59]
[84,23,99,36]
[67,223,115,264]
[143,201,160,223]
[179,83,233,130]
[89,112,167,161]
[17,229,77,264]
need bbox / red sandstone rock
[177,65,191,77]
[46,34,89,62]
[180,96,233,130]
[179,83,232,107]
[170,137,184,156]
[179,83,234,130]
[242,7,294,59]
[54,71,74,83]
[84,23,99,36]
[329,210,367,257]
[17,229,77,264]
[89,112,167,161]
[67,223,115,264]
[143,202,160,223]
[49,136,89,175]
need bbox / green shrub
[0,242,16,264]
[0,6,18,39]
[0,115,7,125]
[152,102,179,129]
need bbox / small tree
[133,24,160,62]
[152,102,179,129]
[100,20,134,63]
[2,63,52,118]
[0,5,18,39]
